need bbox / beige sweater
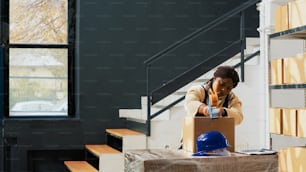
[184,85,243,125]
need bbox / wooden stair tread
[85,144,121,156]
[106,128,144,138]
[64,161,98,172]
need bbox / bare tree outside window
[10,0,68,44]
[8,0,70,117]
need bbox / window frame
[1,0,76,118]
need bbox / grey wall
[0,0,258,171]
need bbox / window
[4,0,75,117]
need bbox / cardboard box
[282,108,297,136]
[269,108,283,134]
[279,147,306,172]
[289,0,306,29]
[182,116,235,153]
[270,58,283,85]
[274,4,289,32]
[297,108,306,137]
[278,148,287,172]
[283,54,306,84]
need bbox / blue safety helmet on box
[193,131,230,156]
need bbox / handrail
[144,0,260,66]
[150,50,260,120]
[150,96,185,120]
[144,0,260,136]
[150,39,241,97]
[233,50,260,68]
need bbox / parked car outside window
[10,99,67,116]
[11,100,55,111]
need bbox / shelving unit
[270,84,306,89]
[270,25,306,39]
[268,25,306,150]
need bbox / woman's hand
[219,107,225,116]
[198,104,210,117]
[198,105,226,117]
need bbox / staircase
[64,128,146,172]
[64,161,98,172]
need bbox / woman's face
[212,77,234,97]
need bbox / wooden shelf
[270,84,306,89]
[270,25,306,39]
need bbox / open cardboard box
[183,116,235,153]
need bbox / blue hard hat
[193,131,229,156]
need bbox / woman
[184,66,243,125]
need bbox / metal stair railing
[144,0,260,65]
[150,50,260,121]
[150,39,241,104]
[144,0,261,136]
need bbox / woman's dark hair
[213,66,240,88]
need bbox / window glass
[10,0,68,44]
[9,48,68,116]
[8,0,72,117]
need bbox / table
[124,149,278,172]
